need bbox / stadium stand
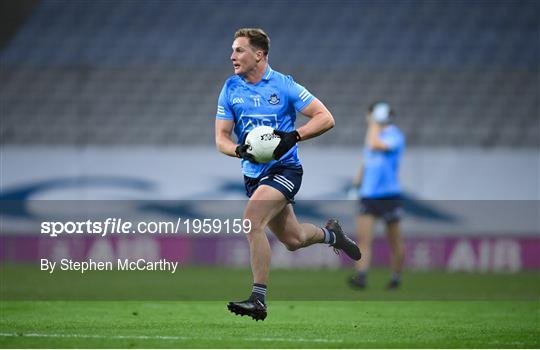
[0,0,538,147]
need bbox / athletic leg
[268,203,361,260]
[349,213,375,289]
[356,214,376,271]
[267,204,324,251]
[385,220,404,289]
[243,184,288,285]
[228,184,287,321]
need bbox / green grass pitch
[1,266,539,348]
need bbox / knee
[243,215,265,234]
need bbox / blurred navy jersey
[361,125,405,198]
[216,66,313,178]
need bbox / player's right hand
[235,144,259,164]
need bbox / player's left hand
[273,129,301,160]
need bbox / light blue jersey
[216,66,314,178]
[361,125,405,198]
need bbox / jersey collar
[239,65,273,85]
[262,65,273,81]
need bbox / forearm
[296,111,335,141]
[366,122,390,150]
[216,135,239,158]
[366,122,381,147]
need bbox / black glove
[273,129,301,160]
[235,144,258,164]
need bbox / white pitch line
[0,333,190,341]
[0,332,343,344]
[245,336,342,343]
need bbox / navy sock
[358,270,367,281]
[251,283,267,303]
[391,271,401,282]
[322,227,335,245]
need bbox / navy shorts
[359,196,402,223]
[244,164,303,202]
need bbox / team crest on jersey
[268,93,280,105]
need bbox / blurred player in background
[215,28,361,320]
[349,102,405,290]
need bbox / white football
[245,126,280,163]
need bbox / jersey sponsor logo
[232,97,244,105]
[217,105,226,115]
[239,114,278,130]
[268,93,280,105]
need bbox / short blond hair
[234,28,270,56]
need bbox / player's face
[231,37,260,76]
